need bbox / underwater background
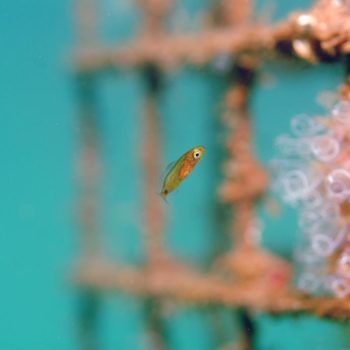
[1,0,350,348]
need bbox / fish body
[160,146,205,201]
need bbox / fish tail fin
[159,190,169,204]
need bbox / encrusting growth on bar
[75,0,350,71]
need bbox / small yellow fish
[160,146,206,201]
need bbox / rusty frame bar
[72,0,350,323]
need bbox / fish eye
[193,150,201,159]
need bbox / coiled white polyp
[331,100,350,124]
[330,276,350,298]
[290,114,324,137]
[270,159,306,174]
[337,248,350,277]
[299,203,338,230]
[295,246,324,265]
[273,102,350,297]
[310,136,339,162]
[300,218,332,238]
[275,134,310,157]
[311,235,336,257]
[311,226,346,257]
[297,272,320,293]
[280,170,311,203]
[326,169,350,200]
[299,191,323,209]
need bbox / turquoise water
[1,0,350,348]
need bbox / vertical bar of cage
[142,64,167,265]
[237,308,256,350]
[215,0,260,348]
[226,63,260,248]
[137,2,175,348]
[140,63,170,350]
[224,62,259,350]
[75,53,102,350]
[75,0,101,349]
[76,72,103,259]
[140,47,170,350]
